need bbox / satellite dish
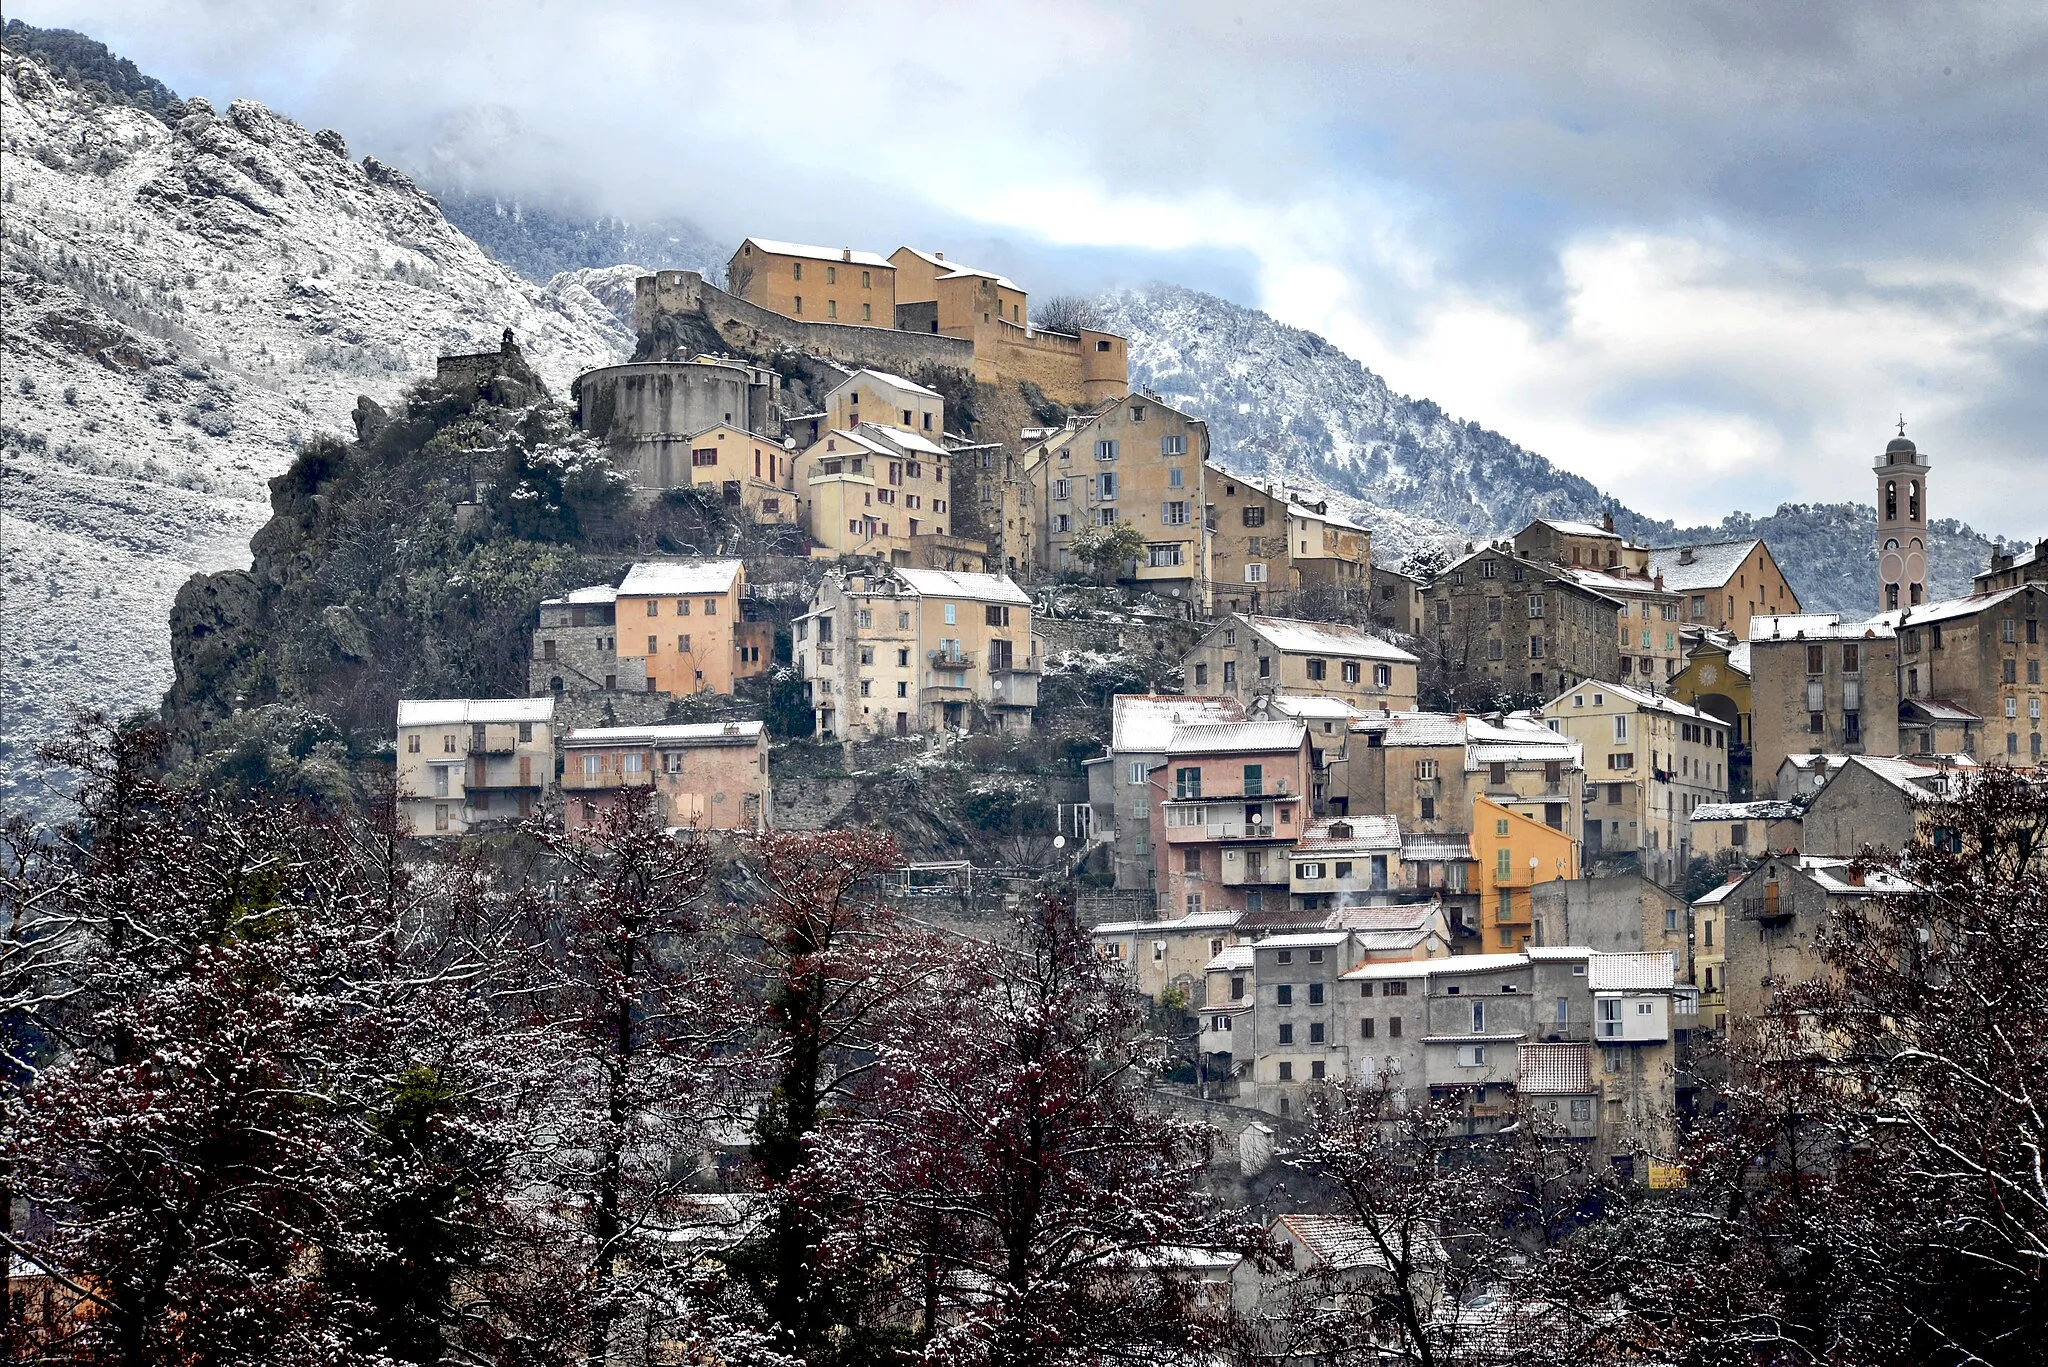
[1053,835,1067,850]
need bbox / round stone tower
[1875,420,1929,612]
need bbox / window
[1361,1018,1376,1038]
[1479,559,1498,579]
[407,733,421,754]
[1278,1023,1294,1044]
[1168,465,1184,489]
[1242,505,1266,528]
[1175,767,1202,800]
[1309,1023,1326,1045]
[1278,1062,1294,1081]
[1528,594,1545,618]
[1162,500,1189,524]
[1306,658,1327,681]
[944,603,957,625]
[1389,1016,1403,1037]
[1457,1045,1487,1067]
[1246,563,1267,584]
[1531,636,1545,658]
[1416,758,1439,780]
[1147,544,1184,568]
[1095,439,1119,461]
[1570,1097,1593,1122]
[1223,661,1237,684]
[1097,472,1118,500]
[1298,861,1326,880]
[1161,433,1187,455]
[1471,1001,1487,1032]
[1596,998,1622,1039]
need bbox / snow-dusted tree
[2,720,407,1364]
[1066,520,1147,587]
[504,785,768,1367]
[804,897,1223,1366]
[729,826,938,1360]
[1230,1076,1619,1367]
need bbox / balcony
[989,669,1039,709]
[928,647,975,668]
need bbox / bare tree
[1031,295,1102,335]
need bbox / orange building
[726,238,896,324]
[613,559,767,696]
[1470,794,1579,952]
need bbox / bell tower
[1876,417,1928,612]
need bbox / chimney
[935,251,944,261]
[1602,512,1615,533]
[842,248,853,262]
[1652,573,1664,590]
[1678,547,1695,566]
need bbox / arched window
[1885,538,1899,550]
[1909,481,1920,521]
[1887,584,1900,610]
[1886,481,1897,520]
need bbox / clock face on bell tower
[1876,417,1928,613]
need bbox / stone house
[395,697,556,836]
[1748,613,1900,789]
[1287,816,1403,912]
[1084,694,1246,893]
[1541,678,1731,886]
[1149,721,1314,920]
[1182,613,1420,713]
[1878,583,2046,765]
[1206,477,1372,616]
[1687,798,1803,863]
[727,237,896,324]
[1797,753,1976,857]
[1025,394,1215,608]
[1717,853,1915,1040]
[531,585,644,698]
[1428,544,1623,700]
[1974,536,2048,594]
[1646,538,1802,635]
[794,566,1037,739]
[1090,910,1243,1007]
[1530,875,1690,964]
[1561,566,1687,688]
[1690,877,1737,1031]
[1368,563,1429,637]
[560,720,771,833]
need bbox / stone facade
[1207,478,1372,617]
[1428,545,1623,700]
[1182,614,1419,714]
[1748,614,1901,790]
[1881,583,2046,766]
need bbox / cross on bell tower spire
[1897,414,1908,438]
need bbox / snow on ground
[0,48,632,805]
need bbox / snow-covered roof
[563,721,764,747]
[1242,614,1419,663]
[1164,720,1307,757]
[398,697,554,727]
[1090,911,1242,935]
[617,559,744,597]
[1111,694,1246,752]
[938,265,1024,292]
[1588,951,1676,991]
[1779,752,1847,775]
[1402,833,1473,862]
[1551,678,1722,725]
[1527,517,1621,541]
[890,567,1030,605]
[1262,694,1370,723]
[1842,754,1978,802]
[739,237,893,269]
[1794,856,1918,896]
[1276,1215,1444,1271]
[1647,540,1763,592]
[1726,640,1752,674]
[1205,945,1257,972]
[1518,1042,1593,1095]
[1295,816,1402,851]
[1560,566,1676,597]
[1872,584,2033,630]
[544,583,619,606]
[1692,879,1743,907]
[1359,711,1471,747]
[1749,612,1894,643]
[851,422,950,457]
[832,368,941,399]
[1255,931,1353,949]
[1692,799,1803,822]
[1344,952,1530,981]
[1901,697,1983,723]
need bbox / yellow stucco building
[726,238,895,324]
[614,559,763,697]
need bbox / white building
[396,697,556,836]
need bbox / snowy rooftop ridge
[739,237,893,269]
[618,559,744,596]
[397,697,555,726]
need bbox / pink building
[1149,721,1313,920]
[561,720,772,833]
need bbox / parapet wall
[636,271,975,380]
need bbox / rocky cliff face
[0,45,632,806]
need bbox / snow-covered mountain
[1099,282,1999,601]
[0,44,631,804]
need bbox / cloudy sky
[19,1,2048,535]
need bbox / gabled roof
[1344,951,1534,980]
[1560,566,1677,598]
[544,583,619,606]
[851,421,950,457]
[398,697,554,727]
[1275,1215,1444,1271]
[1239,615,1419,663]
[1164,720,1307,757]
[1785,855,1918,896]
[1402,833,1473,862]
[831,368,941,399]
[1587,951,1677,991]
[618,559,744,597]
[1254,931,1353,949]
[1551,678,1722,725]
[1647,539,1763,592]
[563,721,764,747]
[1836,754,1978,803]
[1900,697,1982,724]
[1518,1042,1593,1095]
[1205,945,1257,972]
[738,237,893,269]
[890,567,1030,605]
[938,264,1023,292]
[1111,695,1246,752]
[1525,517,1621,541]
